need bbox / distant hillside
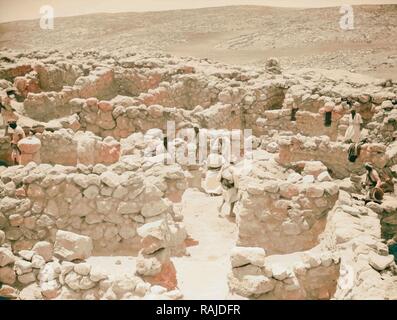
[0,5,396,78]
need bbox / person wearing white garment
[218,158,238,217]
[202,139,225,196]
[344,105,363,143]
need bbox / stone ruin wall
[1,51,397,300]
[14,57,396,150]
[277,135,390,179]
[9,58,289,138]
[0,161,188,256]
[256,82,397,142]
[236,175,339,254]
[0,137,11,164]
[228,246,340,299]
[9,130,121,167]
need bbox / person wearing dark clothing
[324,111,332,127]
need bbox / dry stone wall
[0,160,188,255]
[235,160,339,254]
[277,135,389,179]
[228,246,340,299]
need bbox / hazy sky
[0,0,396,23]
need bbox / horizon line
[0,2,396,24]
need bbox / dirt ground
[85,189,238,300]
[172,189,237,300]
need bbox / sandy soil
[86,256,137,277]
[0,5,396,79]
[172,188,237,300]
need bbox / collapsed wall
[0,227,185,300]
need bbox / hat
[364,162,373,170]
[370,187,384,201]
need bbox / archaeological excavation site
[0,3,396,302]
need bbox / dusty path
[172,188,238,300]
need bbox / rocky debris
[0,285,19,299]
[135,218,186,290]
[265,58,281,74]
[228,274,275,297]
[230,247,266,268]
[0,247,170,300]
[368,252,394,271]
[228,246,339,299]
[54,230,93,261]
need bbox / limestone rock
[74,262,91,276]
[369,252,394,271]
[230,247,266,268]
[0,248,16,267]
[54,230,93,261]
[32,241,53,262]
[229,274,275,297]
[14,259,33,275]
[0,266,16,285]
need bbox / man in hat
[363,162,395,202]
[0,88,19,136]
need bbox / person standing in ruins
[8,121,25,165]
[202,137,225,196]
[218,158,239,217]
[0,89,19,137]
[344,104,363,143]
